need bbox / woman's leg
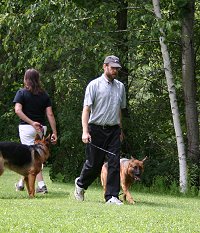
[16,125,48,193]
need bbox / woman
[13,68,57,194]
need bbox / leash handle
[89,142,116,156]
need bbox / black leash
[89,142,116,156]
[89,142,124,196]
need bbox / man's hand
[82,132,91,144]
[120,129,125,142]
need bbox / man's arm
[82,105,91,144]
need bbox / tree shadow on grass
[123,200,180,209]
[92,196,179,208]
[0,190,70,200]
[86,199,175,209]
[36,190,70,199]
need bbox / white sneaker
[106,196,123,205]
[74,177,84,201]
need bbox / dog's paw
[129,199,135,204]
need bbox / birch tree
[152,0,187,193]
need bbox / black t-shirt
[13,88,52,125]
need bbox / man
[74,55,126,205]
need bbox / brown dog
[101,157,147,204]
[0,134,51,197]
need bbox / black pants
[77,124,121,201]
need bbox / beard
[106,72,117,81]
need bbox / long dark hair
[24,69,44,94]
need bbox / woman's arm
[46,106,57,144]
[14,103,42,131]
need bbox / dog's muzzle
[134,175,141,181]
[132,167,141,181]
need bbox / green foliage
[175,0,189,8]
[147,176,179,195]
[50,73,86,182]
[187,163,200,192]
[169,180,180,195]
[189,185,199,197]
[150,176,168,193]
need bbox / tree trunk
[181,0,199,183]
[152,0,187,193]
[116,0,129,116]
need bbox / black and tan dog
[0,134,51,197]
[101,157,147,204]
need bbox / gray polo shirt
[84,74,126,126]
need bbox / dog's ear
[142,156,147,162]
[35,134,42,142]
[45,134,51,144]
[131,156,135,160]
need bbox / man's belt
[89,124,119,129]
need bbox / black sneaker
[15,183,24,191]
[36,185,48,194]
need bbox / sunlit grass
[0,168,200,232]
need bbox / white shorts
[19,125,47,145]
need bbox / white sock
[18,179,24,186]
[38,181,45,188]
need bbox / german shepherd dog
[0,134,51,197]
[101,157,147,204]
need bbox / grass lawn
[0,168,200,233]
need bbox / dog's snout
[134,166,141,175]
